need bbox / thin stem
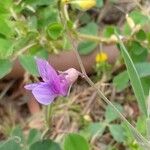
[45,104,53,128]
[78,33,118,44]
[41,128,50,140]
[68,34,86,75]
[147,92,150,140]
[11,42,36,61]
[41,104,52,139]
[77,32,133,45]
[78,33,102,42]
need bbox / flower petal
[58,75,69,96]
[24,82,41,90]
[32,82,57,105]
[63,68,79,84]
[60,82,69,96]
[35,58,58,82]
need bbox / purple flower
[24,58,79,105]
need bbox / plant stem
[78,33,117,44]
[11,42,36,61]
[41,104,52,140]
[147,93,150,140]
[45,104,53,128]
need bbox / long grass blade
[116,34,147,116]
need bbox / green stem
[45,104,53,128]
[42,104,53,140]
[147,92,150,140]
[41,128,50,140]
[78,33,101,42]
[11,42,36,61]
[146,118,150,140]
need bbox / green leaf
[27,129,41,146]
[0,0,12,15]
[29,139,61,150]
[88,122,106,137]
[47,22,63,40]
[109,124,125,142]
[0,19,12,37]
[105,103,123,123]
[64,133,90,150]
[118,34,147,116]
[19,55,38,76]
[113,71,129,91]
[129,10,149,25]
[79,22,98,36]
[130,42,146,55]
[136,116,146,136]
[24,0,55,6]
[123,23,132,36]
[78,41,97,55]
[141,77,150,96]
[79,13,91,25]
[0,38,13,59]
[127,41,148,62]
[0,0,12,8]
[103,26,116,37]
[136,29,146,41]
[0,59,12,79]
[96,0,103,8]
[37,6,58,29]
[11,126,24,144]
[135,63,150,78]
[0,138,21,150]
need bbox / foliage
[1,0,150,150]
[80,103,125,148]
[64,133,90,150]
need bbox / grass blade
[117,34,147,116]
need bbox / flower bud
[64,68,79,84]
[71,0,96,11]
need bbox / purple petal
[59,82,69,96]
[24,83,41,90]
[35,58,58,82]
[32,82,57,105]
[58,75,69,96]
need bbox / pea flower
[24,58,79,105]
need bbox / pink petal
[35,58,58,82]
[64,68,79,84]
[32,82,57,105]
